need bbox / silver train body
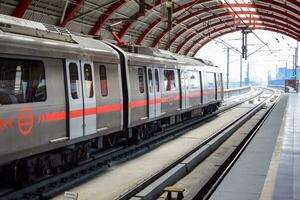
[0,15,223,183]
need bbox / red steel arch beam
[175,17,300,54]
[186,25,300,56]
[173,12,300,53]
[136,0,217,45]
[185,22,300,55]
[178,3,300,26]
[191,27,300,57]
[12,0,32,18]
[258,0,300,12]
[89,0,126,35]
[152,3,300,48]
[58,0,85,27]
[183,22,300,55]
[185,23,300,55]
[139,1,300,45]
[117,1,161,39]
[122,0,299,42]
[119,0,215,40]
[166,10,300,50]
[189,27,299,56]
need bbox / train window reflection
[84,64,94,98]
[138,68,144,93]
[181,71,188,90]
[69,63,80,99]
[217,73,223,88]
[99,65,108,97]
[189,71,200,89]
[155,69,159,92]
[148,68,153,93]
[207,72,216,89]
[0,58,46,105]
[164,70,176,91]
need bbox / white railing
[267,85,285,91]
[224,85,251,99]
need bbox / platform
[210,93,300,200]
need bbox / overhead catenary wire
[222,0,278,57]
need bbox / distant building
[268,67,300,86]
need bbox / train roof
[0,14,119,63]
[120,45,218,68]
[0,14,218,69]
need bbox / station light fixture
[139,0,155,16]
[161,0,173,30]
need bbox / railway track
[119,89,280,200]
[0,88,263,200]
[193,90,282,200]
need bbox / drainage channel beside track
[0,88,263,200]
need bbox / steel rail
[115,88,275,200]
[197,90,282,200]
[0,89,263,200]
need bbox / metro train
[0,15,223,184]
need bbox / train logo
[18,106,34,136]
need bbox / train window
[148,68,153,93]
[207,72,216,89]
[99,65,108,97]
[69,63,80,99]
[155,69,160,92]
[0,58,46,105]
[181,71,188,89]
[84,64,93,98]
[138,68,144,93]
[189,71,200,89]
[164,70,176,91]
[217,73,222,88]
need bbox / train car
[107,46,223,140]
[0,15,223,184]
[0,15,125,184]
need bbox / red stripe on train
[128,100,147,108]
[44,104,123,121]
[128,90,218,108]
[35,90,221,123]
[45,111,66,122]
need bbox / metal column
[295,42,299,79]
[227,47,230,89]
[240,55,243,87]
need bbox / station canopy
[1,0,299,56]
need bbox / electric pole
[240,54,243,87]
[227,47,230,89]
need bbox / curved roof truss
[5,0,300,56]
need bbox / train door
[147,67,161,118]
[80,61,96,135]
[216,73,223,101]
[202,72,207,104]
[200,71,203,104]
[181,70,189,109]
[147,67,155,118]
[154,68,161,117]
[65,60,84,139]
[206,72,217,102]
[213,73,217,101]
[65,60,96,139]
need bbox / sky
[195,30,299,86]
